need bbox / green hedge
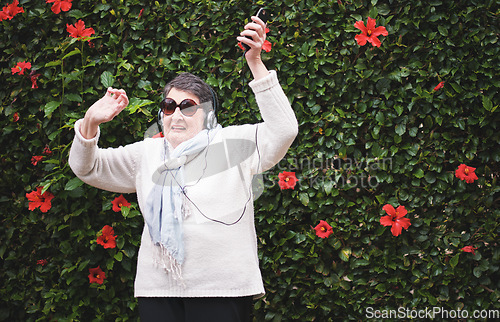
[1,0,498,320]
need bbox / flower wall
[1,0,498,320]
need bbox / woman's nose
[171,107,183,119]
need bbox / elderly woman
[69,15,298,322]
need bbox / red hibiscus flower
[278,171,298,190]
[37,259,48,266]
[96,225,117,249]
[26,187,55,213]
[262,40,272,53]
[112,194,131,212]
[433,81,445,91]
[0,0,24,21]
[30,70,41,89]
[461,245,477,255]
[31,155,44,166]
[380,204,411,236]
[43,145,53,155]
[314,220,333,238]
[11,61,31,75]
[88,266,106,284]
[46,0,72,14]
[354,17,388,48]
[12,112,20,122]
[67,20,95,40]
[262,27,272,52]
[455,164,478,183]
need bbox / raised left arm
[237,15,270,81]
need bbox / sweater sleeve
[68,119,140,193]
[248,70,298,173]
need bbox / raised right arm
[68,119,141,193]
[80,87,128,139]
[68,88,139,193]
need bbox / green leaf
[299,193,309,206]
[65,177,84,191]
[100,71,115,88]
[44,101,62,118]
[117,59,134,71]
[395,123,406,136]
[351,14,363,21]
[62,48,81,60]
[368,7,378,18]
[473,267,482,278]
[339,280,350,290]
[127,98,155,114]
[450,254,459,268]
[138,80,153,91]
[375,283,386,292]
[414,168,425,179]
[482,95,493,111]
[324,180,334,195]
[339,248,351,262]
[437,25,448,36]
[45,60,62,67]
[375,111,385,123]
[377,4,391,15]
[65,93,83,102]
[394,105,404,116]
[114,252,123,262]
[424,172,436,184]
[355,103,367,113]
[450,83,463,93]
[68,9,85,19]
[121,206,131,218]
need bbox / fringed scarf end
[153,243,186,288]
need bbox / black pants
[138,296,253,322]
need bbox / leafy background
[1,0,498,320]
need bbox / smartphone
[241,8,269,51]
[254,8,269,24]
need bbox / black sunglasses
[160,98,201,116]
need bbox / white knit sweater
[69,70,298,298]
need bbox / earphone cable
[162,125,261,226]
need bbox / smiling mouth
[171,126,186,131]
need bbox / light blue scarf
[145,125,221,276]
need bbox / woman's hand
[80,87,129,139]
[237,16,269,80]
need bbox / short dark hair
[163,72,214,109]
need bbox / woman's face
[162,88,206,149]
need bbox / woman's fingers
[106,88,129,110]
[248,17,266,36]
[239,30,264,47]
[90,88,128,121]
[239,18,266,51]
[250,15,266,29]
[116,93,129,109]
[244,23,265,39]
[107,87,127,98]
